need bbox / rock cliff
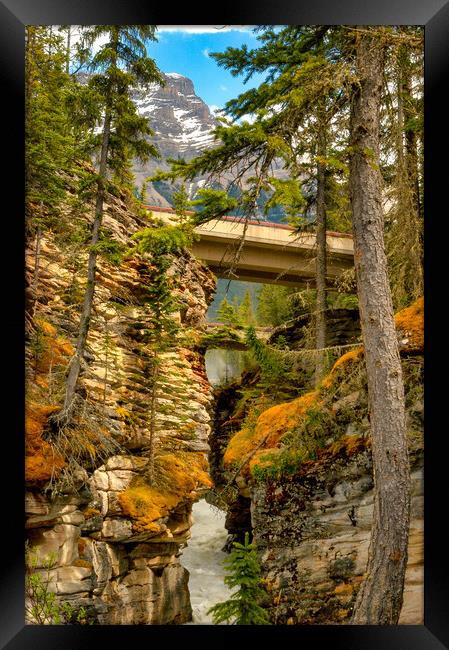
[210,298,424,624]
[131,72,217,205]
[25,173,216,624]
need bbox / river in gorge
[204,348,247,386]
[180,348,245,624]
[181,499,235,624]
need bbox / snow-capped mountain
[134,72,217,154]
[131,72,219,204]
[130,72,287,218]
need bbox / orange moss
[37,320,57,336]
[223,300,422,479]
[35,376,49,390]
[331,347,364,372]
[321,347,364,389]
[73,559,93,569]
[224,391,320,469]
[222,303,424,482]
[335,583,353,595]
[33,319,74,376]
[158,453,212,494]
[118,486,179,533]
[115,406,131,419]
[25,403,65,483]
[118,452,212,534]
[248,448,282,476]
[82,507,100,520]
[324,434,370,460]
[394,296,424,352]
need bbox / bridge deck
[143,205,354,286]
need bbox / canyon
[25,172,424,623]
[24,80,424,628]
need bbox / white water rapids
[181,499,234,624]
[179,347,239,624]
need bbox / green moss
[198,326,244,350]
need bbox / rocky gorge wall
[25,180,217,624]
[251,441,423,624]
[210,298,424,624]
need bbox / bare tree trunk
[349,29,410,625]
[55,108,112,424]
[32,224,42,317]
[314,124,327,385]
[147,352,159,484]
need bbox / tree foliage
[25,542,92,625]
[51,26,163,425]
[25,27,79,230]
[208,532,271,625]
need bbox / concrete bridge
[143,205,354,287]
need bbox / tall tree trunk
[147,351,159,485]
[349,29,410,625]
[32,224,42,317]
[56,108,112,423]
[314,122,327,385]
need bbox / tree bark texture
[314,124,327,386]
[147,352,160,485]
[61,108,111,418]
[349,30,411,625]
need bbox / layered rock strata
[251,442,423,624]
[25,180,216,624]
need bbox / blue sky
[146,26,268,112]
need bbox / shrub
[25,542,92,625]
[207,532,271,625]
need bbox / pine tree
[172,183,191,225]
[348,27,411,625]
[25,27,76,228]
[153,26,352,384]
[382,31,423,309]
[256,284,294,327]
[130,224,192,481]
[217,296,241,327]
[238,289,255,326]
[51,26,163,428]
[208,532,271,625]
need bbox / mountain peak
[165,72,186,79]
[131,71,218,204]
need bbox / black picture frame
[1,1,447,647]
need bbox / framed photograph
[1,1,447,647]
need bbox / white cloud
[209,105,222,115]
[202,48,210,58]
[219,84,228,91]
[157,25,256,34]
[242,113,257,124]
